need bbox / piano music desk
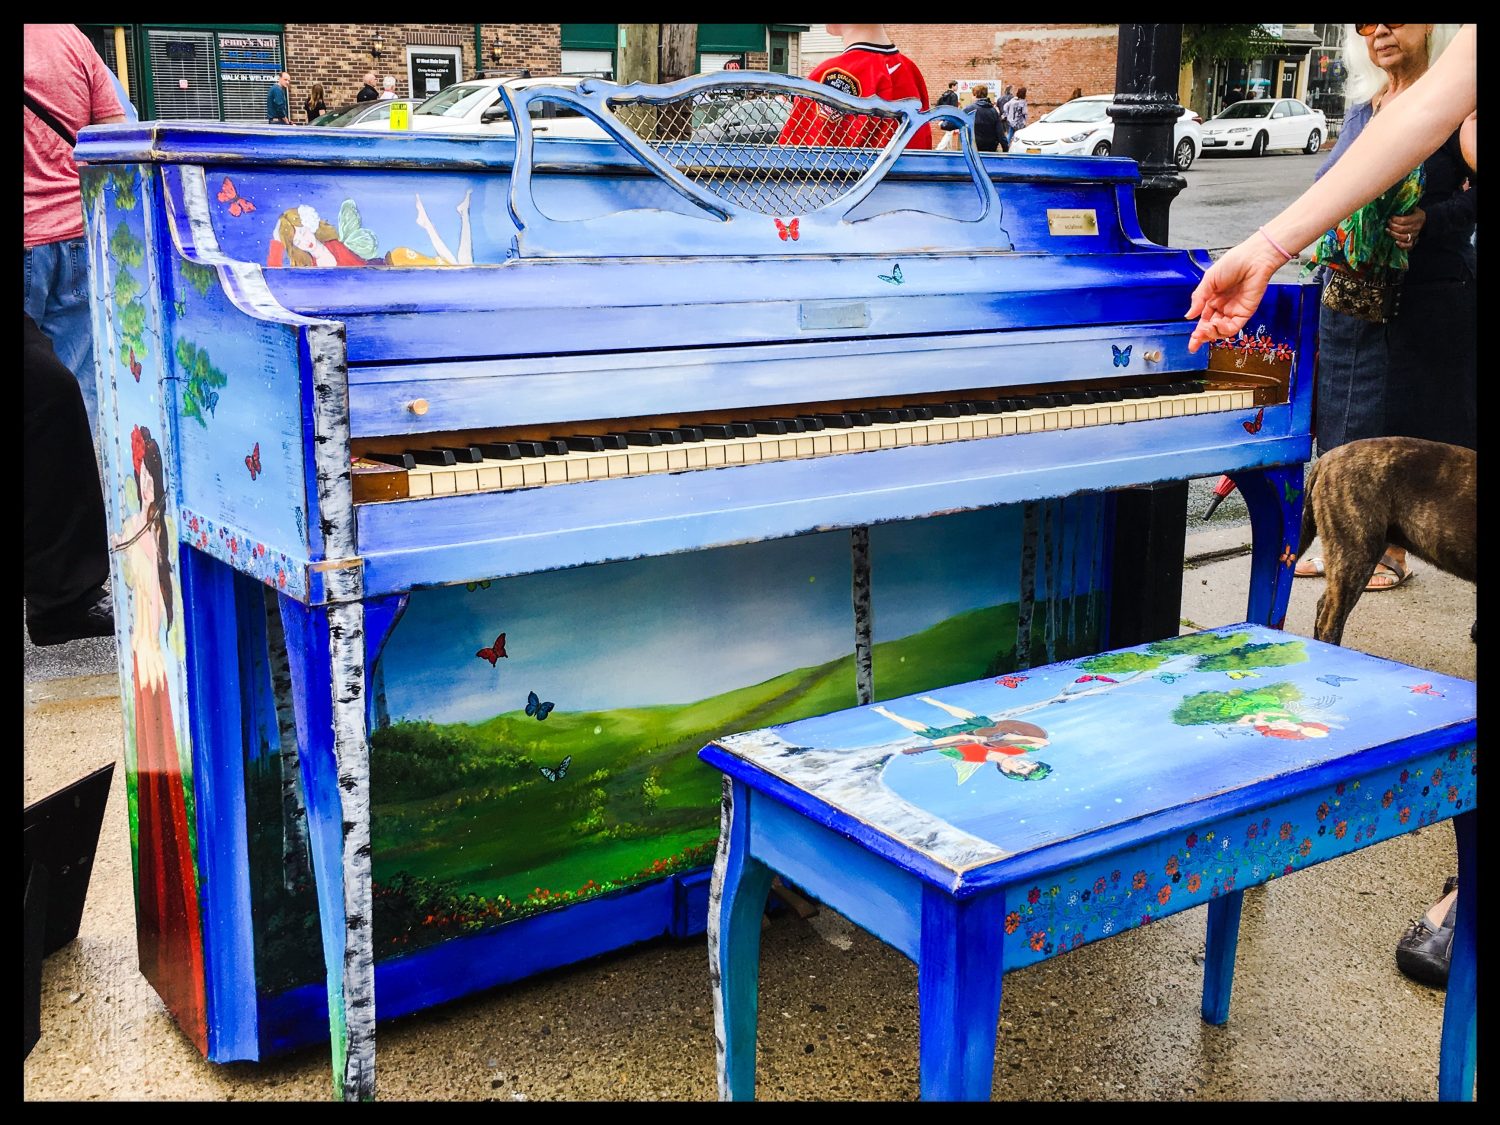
[701,625,1477,1101]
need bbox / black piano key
[673,427,705,442]
[1123,386,1153,398]
[368,451,417,470]
[411,448,457,467]
[726,421,756,437]
[951,402,978,415]
[555,435,607,452]
[623,431,664,446]
[646,429,683,445]
[513,441,549,458]
[845,411,873,426]
[476,442,524,461]
[866,409,899,423]
[1042,394,1070,408]
[814,413,853,428]
[434,445,484,463]
[1016,396,1051,410]
[794,416,825,431]
[1098,388,1124,401]
[911,405,935,421]
[752,419,789,435]
[970,400,1001,413]
[536,439,570,455]
[698,423,737,439]
[927,403,962,418]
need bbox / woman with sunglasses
[1286,24,1475,594]
[1188,23,1475,350]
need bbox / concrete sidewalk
[23,526,1475,1101]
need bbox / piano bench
[699,624,1477,1101]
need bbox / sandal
[1294,555,1325,578]
[1367,553,1414,592]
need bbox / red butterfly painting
[995,674,1027,689]
[476,633,508,666]
[218,176,256,217]
[1242,407,1265,435]
[244,442,262,480]
[1075,674,1118,684]
[1408,682,1444,697]
[129,346,142,382]
[774,217,800,242]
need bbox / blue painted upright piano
[76,74,1314,1098]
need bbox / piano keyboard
[353,382,1259,503]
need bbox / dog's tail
[1297,458,1320,557]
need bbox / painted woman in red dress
[117,424,208,1051]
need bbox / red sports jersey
[778,42,933,150]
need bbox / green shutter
[561,23,618,51]
[697,24,766,54]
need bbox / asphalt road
[23,152,1323,685]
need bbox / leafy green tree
[1195,640,1308,672]
[1173,682,1302,726]
[1182,24,1275,117]
[109,222,144,268]
[1081,650,1166,674]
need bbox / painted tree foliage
[176,340,228,426]
[1173,682,1302,726]
[1082,629,1308,675]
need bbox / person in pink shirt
[24,23,126,438]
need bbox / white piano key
[666,447,688,471]
[647,450,669,472]
[521,462,546,486]
[686,444,707,468]
[829,432,849,453]
[812,434,831,455]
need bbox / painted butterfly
[878,263,904,285]
[1282,478,1302,504]
[1074,674,1118,684]
[467,580,492,592]
[1408,683,1444,697]
[1242,407,1265,434]
[218,177,256,217]
[539,755,572,783]
[173,299,187,319]
[476,633,507,666]
[1317,674,1356,687]
[1155,672,1184,684]
[774,217,800,241]
[244,442,262,480]
[1111,344,1131,368]
[995,674,1027,689]
[129,346,142,382]
[1224,670,1259,680]
[526,690,555,720]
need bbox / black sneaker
[26,586,115,647]
[1395,875,1458,988]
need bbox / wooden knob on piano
[1142,348,1163,364]
[407,399,430,416]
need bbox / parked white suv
[408,75,609,138]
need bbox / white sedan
[408,76,609,138]
[1009,95,1203,170]
[1199,98,1328,157]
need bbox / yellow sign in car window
[390,102,410,131]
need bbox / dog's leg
[1314,523,1388,646]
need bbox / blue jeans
[24,237,99,441]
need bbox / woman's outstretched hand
[1185,235,1289,352]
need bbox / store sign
[410,52,459,97]
[218,33,280,84]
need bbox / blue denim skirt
[1314,273,1476,455]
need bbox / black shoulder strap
[24,90,76,148]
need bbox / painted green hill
[371,596,1098,903]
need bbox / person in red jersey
[779,24,933,150]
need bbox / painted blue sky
[380,503,1101,723]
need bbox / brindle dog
[1298,437,1476,646]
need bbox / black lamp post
[1106,23,1191,648]
[1108,23,1186,244]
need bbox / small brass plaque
[1046,209,1099,236]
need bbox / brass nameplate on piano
[1046,209,1099,236]
[800,301,869,330]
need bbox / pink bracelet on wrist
[1258,227,1295,262]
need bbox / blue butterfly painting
[1154,671,1184,684]
[1111,344,1132,368]
[1317,674,1356,688]
[204,389,219,416]
[539,755,571,782]
[526,690,555,721]
[878,263,904,285]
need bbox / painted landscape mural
[245,499,1108,993]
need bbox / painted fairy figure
[874,696,1053,781]
[112,424,208,1050]
[267,190,473,267]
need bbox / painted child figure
[874,696,1053,781]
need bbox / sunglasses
[1355,23,1407,35]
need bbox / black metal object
[23,763,115,1059]
[1108,24,1191,647]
